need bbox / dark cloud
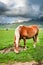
[0,0,43,18]
[0,2,9,15]
[27,0,43,16]
[27,0,43,5]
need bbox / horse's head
[14,25,21,53]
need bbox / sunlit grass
[0,29,43,63]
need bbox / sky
[0,0,43,23]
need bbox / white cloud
[0,0,26,7]
[12,0,26,7]
[0,0,9,4]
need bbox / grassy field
[0,29,43,63]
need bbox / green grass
[0,30,14,50]
[0,29,43,63]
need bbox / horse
[14,25,39,53]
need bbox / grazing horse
[14,25,39,53]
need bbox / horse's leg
[33,34,38,48]
[23,38,27,50]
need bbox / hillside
[0,21,43,29]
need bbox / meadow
[0,29,43,64]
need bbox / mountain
[0,15,43,24]
[39,16,43,21]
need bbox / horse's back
[20,25,39,38]
[25,25,39,35]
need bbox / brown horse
[14,25,39,53]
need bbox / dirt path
[0,61,43,65]
[0,61,39,65]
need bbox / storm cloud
[0,0,43,18]
[0,2,9,15]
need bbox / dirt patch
[0,47,14,54]
[0,61,43,65]
[0,61,39,65]
[0,46,27,54]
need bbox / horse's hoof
[23,47,27,50]
[14,49,19,53]
[33,45,36,48]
